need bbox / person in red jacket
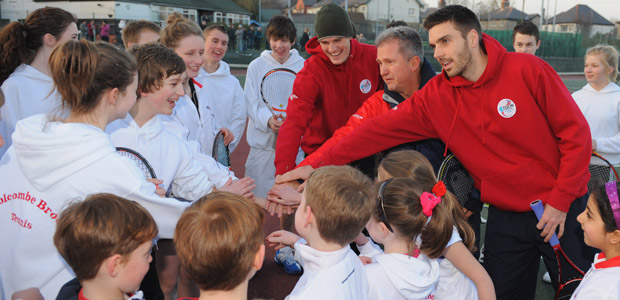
[273,3,382,176]
[281,5,595,299]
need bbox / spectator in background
[246,25,255,50]
[386,20,408,28]
[235,24,244,51]
[299,27,310,52]
[100,20,110,42]
[79,21,88,39]
[87,20,96,41]
[228,25,236,51]
[254,26,263,49]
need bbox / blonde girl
[572,45,620,164]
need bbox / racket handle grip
[530,200,560,247]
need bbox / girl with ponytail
[0,7,78,156]
[356,150,495,300]
[0,40,188,299]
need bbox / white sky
[519,0,620,22]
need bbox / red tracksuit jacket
[274,37,382,175]
[312,34,591,212]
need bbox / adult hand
[275,165,314,184]
[462,207,474,218]
[266,230,301,250]
[220,128,234,146]
[536,203,567,242]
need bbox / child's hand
[218,177,255,199]
[146,178,165,197]
[267,230,301,250]
[268,115,284,133]
[358,256,372,265]
[220,127,234,146]
[267,184,302,206]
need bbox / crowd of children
[0,3,619,300]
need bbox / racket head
[436,154,474,206]
[589,151,619,191]
[212,131,230,167]
[260,68,297,118]
[116,147,157,179]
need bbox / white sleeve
[446,226,463,248]
[184,137,237,187]
[594,102,620,155]
[169,140,216,201]
[357,237,384,258]
[0,84,20,157]
[244,62,274,134]
[228,81,247,152]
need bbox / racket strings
[438,157,474,206]
[262,72,295,111]
[213,134,230,167]
[117,150,155,180]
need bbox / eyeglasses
[377,179,394,233]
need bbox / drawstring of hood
[481,85,487,145]
[444,87,463,156]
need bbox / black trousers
[483,194,596,300]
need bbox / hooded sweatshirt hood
[374,253,439,299]
[582,82,620,94]
[259,48,304,68]
[201,60,231,77]
[12,115,115,192]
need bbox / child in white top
[0,40,188,299]
[196,24,246,152]
[53,194,158,300]
[267,166,375,299]
[356,150,495,300]
[160,13,232,156]
[571,180,620,299]
[244,16,305,197]
[0,7,78,157]
[572,45,620,164]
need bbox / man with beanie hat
[274,3,382,177]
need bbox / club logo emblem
[497,99,516,118]
[360,79,372,94]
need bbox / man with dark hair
[284,5,595,299]
[513,21,541,55]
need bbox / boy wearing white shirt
[244,16,305,197]
[267,166,374,299]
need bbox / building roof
[421,7,438,20]
[34,0,251,14]
[546,4,613,26]
[481,7,537,21]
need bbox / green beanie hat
[314,3,354,39]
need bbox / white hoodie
[244,49,304,150]
[107,114,234,200]
[573,82,620,164]
[243,50,305,197]
[0,64,65,157]
[0,114,188,299]
[195,62,246,152]
[358,239,439,299]
[287,241,369,300]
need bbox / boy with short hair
[512,21,540,55]
[53,193,158,300]
[244,15,305,198]
[174,192,265,300]
[122,20,161,48]
[267,166,374,299]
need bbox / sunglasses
[377,179,394,233]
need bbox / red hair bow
[420,192,441,217]
[432,181,447,197]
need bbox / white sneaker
[542,271,551,284]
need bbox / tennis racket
[437,154,474,206]
[530,200,585,300]
[260,68,296,119]
[116,147,156,180]
[588,151,619,191]
[212,131,230,168]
